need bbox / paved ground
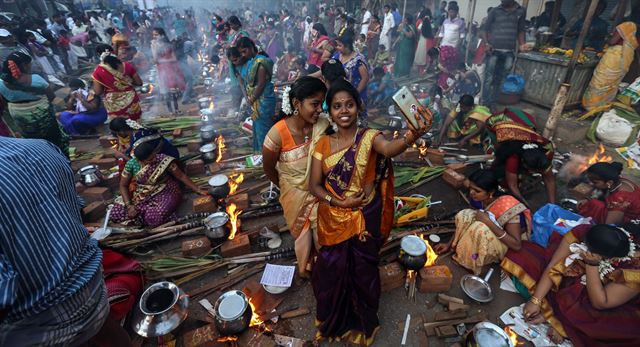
[66,76,636,346]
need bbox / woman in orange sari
[502,223,640,346]
[308,79,431,345]
[92,44,143,120]
[262,77,329,277]
[435,169,532,274]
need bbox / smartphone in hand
[392,86,421,131]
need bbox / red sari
[92,62,142,120]
[578,178,640,224]
[308,35,330,67]
[501,225,640,347]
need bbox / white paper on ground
[260,263,295,288]
[499,305,573,347]
[499,270,518,293]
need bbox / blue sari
[239,54,277,152]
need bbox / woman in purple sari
[111,141,207,227]
[309,80,432,345]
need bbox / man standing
[481,0,528,107]
[360,7,372,36]
[0,137,130,346]
[566,0,608,51]
[380,4,394,52]
[437,4,465,50]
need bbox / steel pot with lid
[208,174,230,199]
[203,211,230,240]
[78,165,103,187]
[465,321,513,347]
[200,143,218,163]
[399,235,427,270]
[131,281,189,337]
[198,97,211,109]
[200,125,217,143]
[213,290,253,336]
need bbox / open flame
[418,143,428,157]
[504,326,520,346]
[216,135,226,162]
[110,138,118,150]
[216,336,238,343]
[229,173,244,195]
[147,84,154,94]
[247,298,264,327]
[419,234,438,267]
[209,100,215,110]
[226,203,242,240]
[587,143,613,167]
[393,130,399,139]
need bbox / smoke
[557,154,588,185]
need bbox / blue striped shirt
[0,137,102,322]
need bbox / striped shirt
[0,137,101,322]
[484,4,526,51]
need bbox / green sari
[394,24,417,77]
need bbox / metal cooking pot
[208,174,230,199]
[388,116,403,129]
[139,84,151,94]
[461,268,494,303]
[465,321,513,347]
[200,125,217,143]
[200,143,217,164]
[131,281,189,337]
[198,97,211,109]
[203,77,214,87]
[398,235,427,271]
[78,165,103,187]
[213,290,253,336]
[204,211,230,240]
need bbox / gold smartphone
[392,86,421,131]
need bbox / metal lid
[208,174,228,186]
[198,97,210,102]
[204,212,228,228]
[200,143,216,153]
[460,274,493,303]
[400,235,427,256]
[215,290,248,321]
[78,165,99,174]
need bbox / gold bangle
[529,296,542,306]
[497,231,508,240]
[324,194,332,205]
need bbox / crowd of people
[0,1,640,347]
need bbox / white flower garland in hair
[281,86,293,115]
[100,51,115,63]
[522,143,538,150]
[579,227,636,285]
[126,119,144,130]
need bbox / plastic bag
[531,203,585,247]
[501,73,525,94]
[596,109,633,146]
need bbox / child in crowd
[355,33,368,59]
[371,44,390,69]
[288,56,306,81]
[58,30,78,71]
[368,67,396,106]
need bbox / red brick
[94,158,117,170]
[181,237,212,257]
[75,182,87,194]
[397,148,420,161]
[101,173,121,190]
[220,234,251,257]
[99,135,118,149]
[186,159,205,176]
[225,193,249,211]
[82,187,113,203]
[446,163,467,172]
[442,169,466,189]
[379,262,406,292]
[193,196,217,213]
[172,128,182,138]
[82,201,107,222]
[182,324,224,347]
[418,265,453,293]
[207,163,221,174]
[187,140,201,153]
[426,148,445,165]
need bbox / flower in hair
[522,143,538,150]
[281,86,293,115]
[328,59,337,64]
[7,60,20,79]
[125,119,144,130]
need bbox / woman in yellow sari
[262,77,328,277]
[308,79,431,346]
[435,169,532,275]
[582,22,639,110]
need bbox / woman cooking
[0,52,68,155]
[309,80,432,345]
[307,23,332,68]
[92,44,143,120]
[111,141,206,227]
[578,162,640,224]
[236,37,277,153]
[502,223,640,346]
[434,169,531,274]
[262,77,328,277]
[108,118,180,162]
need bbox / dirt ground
[66,77,635,347]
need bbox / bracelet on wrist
[529,296,542,306]
[324,194,332,206]
[497,230,508,240]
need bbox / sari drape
[501,226,640,347]
[452,195,531,274]
[308,35,330,67]
[578,178,640,224]
[446,105,491,145]
[91,63,142,120]
[111,154,182,227]
[394,24,417,77]
[486,107,554,162]
[263,118,329,274]
[311,129,394,346]
[7,98,69,156]
[239,54,277,153]
[583,22,639,110]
